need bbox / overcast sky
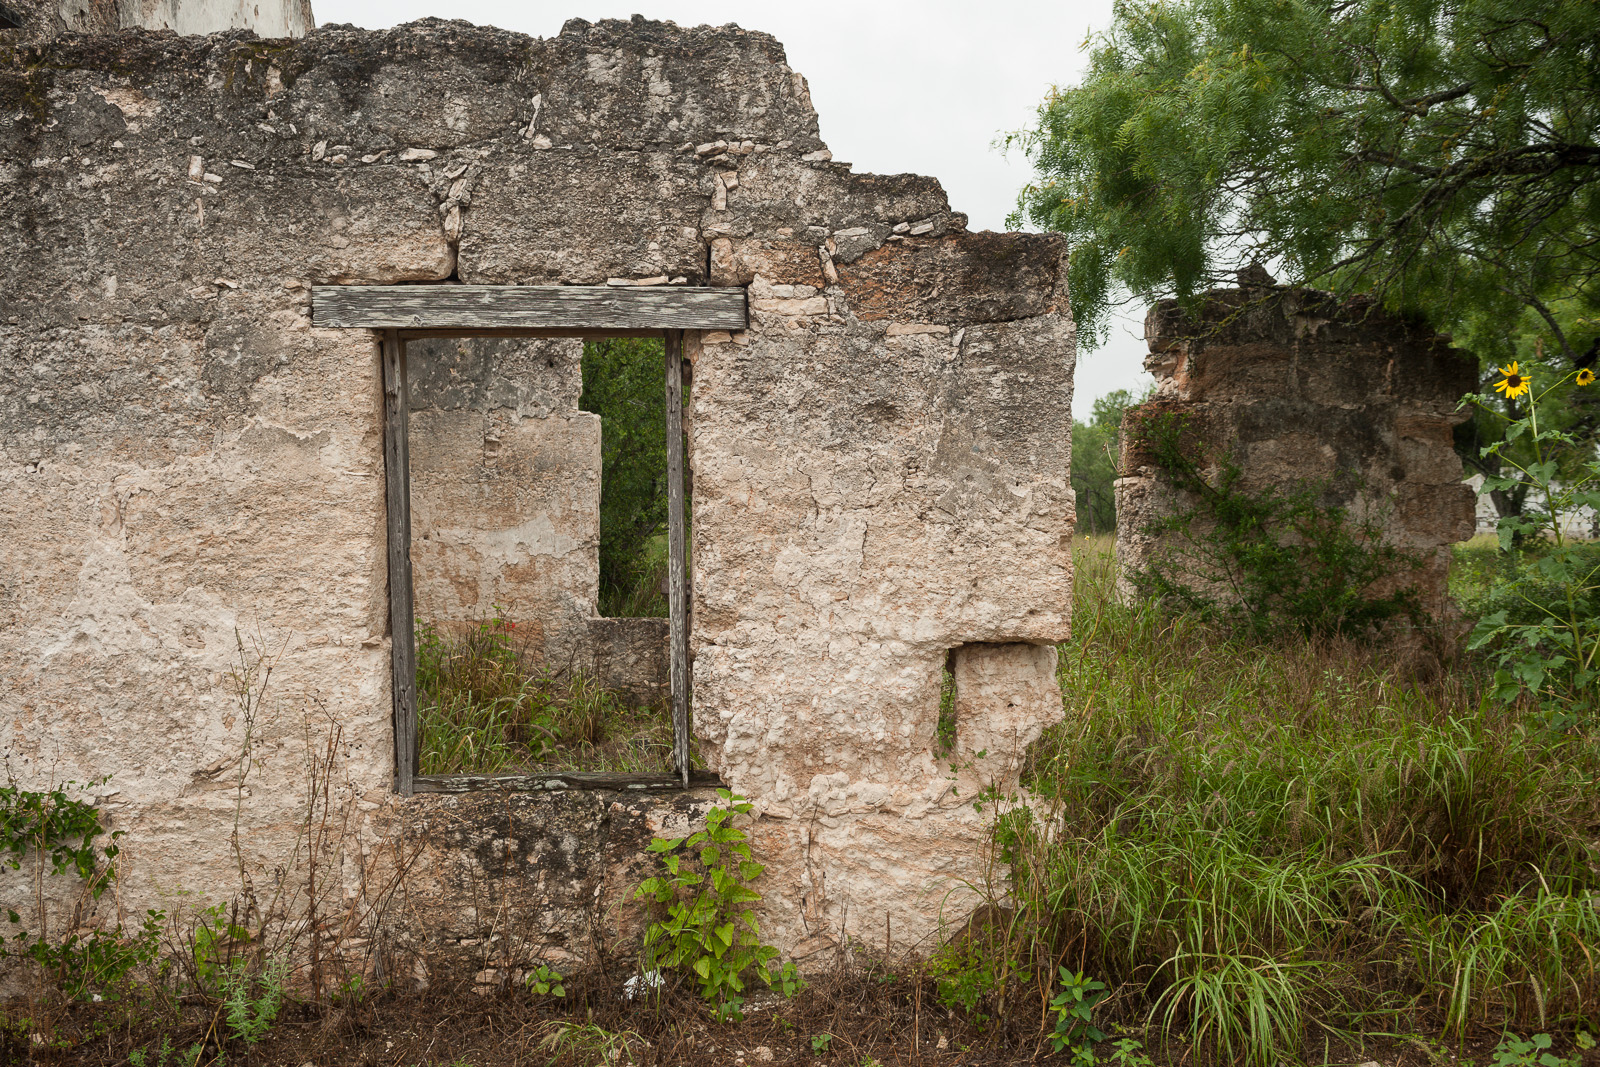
[315,0,1151,418]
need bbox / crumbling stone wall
[406,336,599,652]
[1116,282,1476,620]
[0,0,313,44]
[0,16,1074,980]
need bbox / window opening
[312,283,744,795]
[581,337,672,618]
[936,649,957,756]
[402,333,698,786]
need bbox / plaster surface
[0,16,1075,983]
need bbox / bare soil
[6,966,1589,1067]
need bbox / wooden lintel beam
[313,284,747,332]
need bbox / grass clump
[416,612,675,776]
[1000,537,1600,1065]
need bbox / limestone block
[394,788,720,981]
[687,284,1074,951]
[0,314,393,941]
[408,336,583,419]
[585,618,669,707]
[952,642,1061,792]
[537,18,824,152]
[458,150,705,284]
[708,154,958,256]
[839,233,1066,323]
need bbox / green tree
[1012,0,1600,512]
[580,338,670,616]
[1073,388,1148,535]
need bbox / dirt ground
[6,963,1592,1067]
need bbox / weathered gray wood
[382,330,420,796]
[665,330,691,787]
[413,770,721,794]
[314,285,746,331]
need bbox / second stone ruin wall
[1116,284,1477,621]
[406,336,597,658]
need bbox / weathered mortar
[1115,282,1476,619]
[0,15,1075,983]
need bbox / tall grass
[1004,537,1600,1063]
[416,616,676,775]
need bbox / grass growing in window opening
[997,536,1600,1066]
[416,613,678,776]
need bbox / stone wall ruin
[0,16,1076,985]
[0,0,314,45]
[1115,280,1477,621]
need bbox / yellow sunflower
[1578,368,1596,387]
[1494,361,1532,399]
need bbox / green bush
[581,338,675,618]
[634,790,800,1021]
[1,778,161,1000]
[1454,539,1600,632]
[1464,365,1600,722]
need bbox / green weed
[1492,1032,1585,1067]
[1006,537,1600,1063]
[1048,967,1108,1062]
[416,610,677,775]
[634,790,800,1020]
[524,963,566,997]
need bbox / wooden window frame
[313,285,745,795]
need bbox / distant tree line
[1072,388,1148,536]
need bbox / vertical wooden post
[665,330,691,787]
[381,329,419,796]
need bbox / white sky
[315,0,1152,418]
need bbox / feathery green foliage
[1012,0,1600,374]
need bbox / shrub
[1465,362,1600,724]
[634,790,800,1020]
